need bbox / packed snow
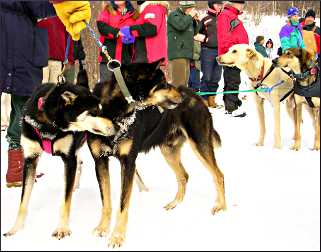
[1,13,320,251]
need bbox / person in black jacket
[198,0,223,108]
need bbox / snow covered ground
[1,87,320,251]
[1,13,320,251]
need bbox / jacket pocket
[32,27,48,67]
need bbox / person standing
[279,7,305,52]
[37,16,86,84]
[217,0,248,117]
[265,38,274,59]
[198,0,223,108]
[0,1,91,187]
[136,1,170,65]
[301,9,320,57]
[167,1,201,87]
[188,40,201,92]
[254,35,268,58]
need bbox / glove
[53,1,91,41]
[120,26,135,45]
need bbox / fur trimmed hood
[139,1,170,14]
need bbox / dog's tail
[212,128,222,149]
[76,60,89,89]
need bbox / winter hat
[255,35,264,44]
[179,1,196,9]
[305,9,316,19]
[136,0,145,5]
[208,0,223,8]
[287,7,300,17]
[230,1,245,3]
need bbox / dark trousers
[200,47,222,98]
[188,66,201,92]
[6,94,29,149]
[223,66,242,112]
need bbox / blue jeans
[188,66,200,91]
[200,47,222,98]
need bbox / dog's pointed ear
[61,91,78,106]
[246,48,258,59]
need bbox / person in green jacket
[254,35,268,57]
[279,6,305,52]
[167,1,200,87]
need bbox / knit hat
[256,35,264,44]
[208,0,223,8]
[305,9,316,19]
[230,1,245,3]
[287,7,300,17]
[179,1,196,9]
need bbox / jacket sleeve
[167,11,193,31]
[199,18,206,35]
[97,21,119,39]
[73,39,86,61]
[217,14,233,55]
[130,22,157,38]
[24,2,56,19]
[279,26,293,52]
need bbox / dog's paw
[290,144,300,151]
[255,142,264,147]
[211,203,227,215]
[108,232,125,248]
[273,143,282,149]
[312,143,320,151]
[52,227,71,240]
[92,226,108,237]
[3,229,18,237]
[164,200,179,211]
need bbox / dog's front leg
[52,154,77,239]
[253,94,265,146]
[109,151,137,248]
[92,156,112,237]
[313,108,320,151]
[4,137,42,237]
[291,98,303,151]
[271,94,282,149]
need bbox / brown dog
[217,44,295,148]
[276,48,320,151]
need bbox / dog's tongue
[38,97,44,111]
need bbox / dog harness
[253,63,294,102]
[281,65,320,107]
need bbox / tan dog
[217,44,295,148]
[276,48,320,151]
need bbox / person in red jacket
[136,1,169,65]
[217,0,249,117]
[37,16,86,84]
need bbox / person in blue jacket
[279,6,305,52]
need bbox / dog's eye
[232,50,237,54]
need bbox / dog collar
[249,63,265,82]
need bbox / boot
[207,96,217,108]
[6,148,24,188]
